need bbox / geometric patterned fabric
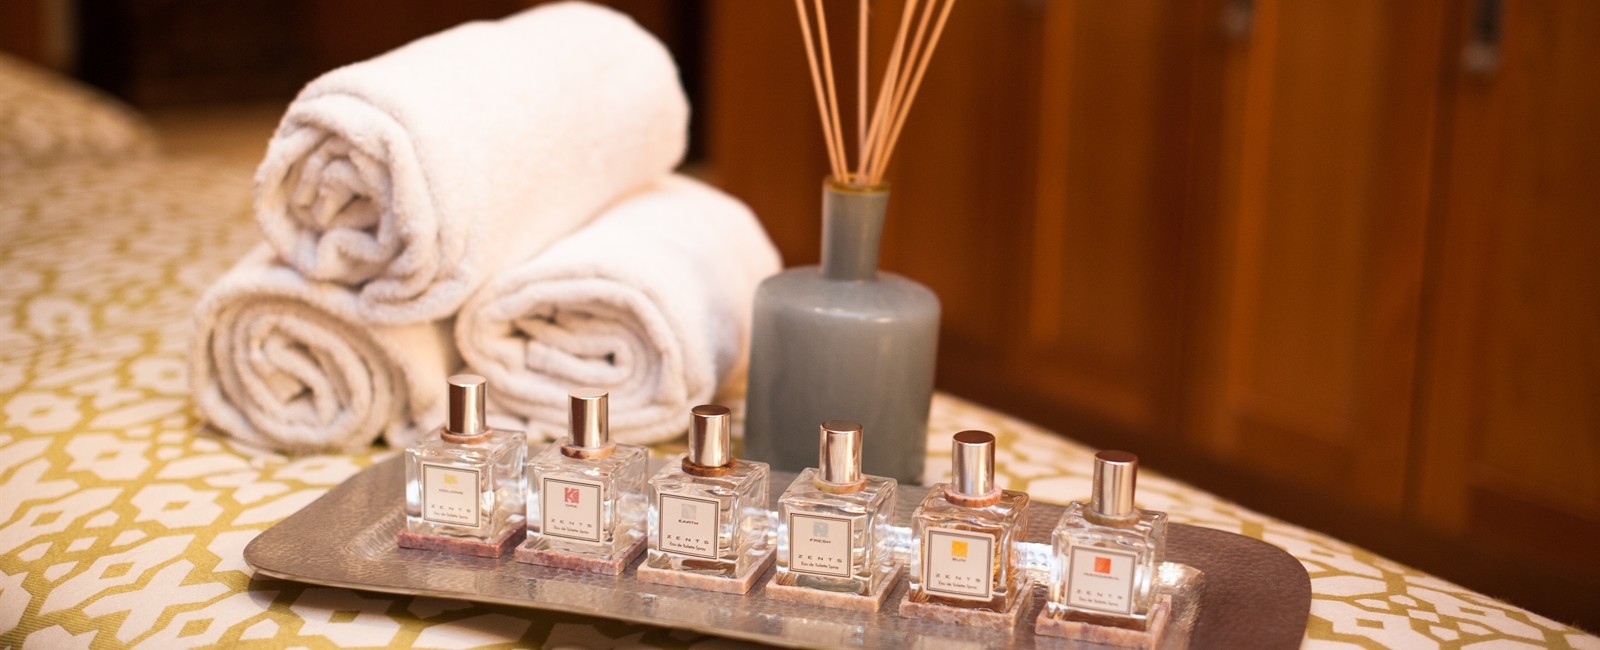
[1,154,1596,649]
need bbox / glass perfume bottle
[908,430,1030,613]
[775,420,899,596]
[1048,450,1168,629]
[525,388,647,561]
[403,375,526,553]
[647,404,772,579]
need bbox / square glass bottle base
[1035,594,1172,649]
[896,578,1034,630]
[514,535,646,575]
[397,526,524,558]
[634,548,775,595]
[765,562,903,612]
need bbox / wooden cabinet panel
[1013,2,1214,440]
[703,0,831,268]
[873,0,1041,382]
[1194,0,1448,512]
[0,0,50,67]
[1415,0,1600,570]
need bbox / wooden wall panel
[1415,0,1600,571]
[304,1,520,73]
[703,0,830,268]
[67,0,679,107]
[1196,0,1447,512]
[875,1,1042,399]
[0,0,48,66]
[1012,2,1212,440]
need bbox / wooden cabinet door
[1414,0,1600,582]
[1188,0,1450,513]
[993,1,1221,451]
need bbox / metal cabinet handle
[1462,0,1502,76]
[1222,0,1254,41]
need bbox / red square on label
[1094,556,1112,574]
[564,487,580,504]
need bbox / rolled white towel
[191,246,457,453]
[255,1,688,325]
[457,176,781,444]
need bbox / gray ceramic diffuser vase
[744,180,940,484]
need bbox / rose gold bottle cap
[1091,450,1139,517]
[818,420,863,485]
[568,388,609,448]
[689,404,733,468]
[447,374,487,437]
[951,430,996,497]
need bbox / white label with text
[787,512,853,578]
[923,527,994,599]
[1066,546,1138,614]
[422,464,480,527]
[541,476,604,542]
[658,494,719,558]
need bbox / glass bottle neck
[682,457,735,478]
[561,442,614,459]
[814,477,866,494]
[820,182,889,281]
[1085,506,1142,528]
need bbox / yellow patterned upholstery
[0,147,1594,648]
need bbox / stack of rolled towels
[191,2,781,453]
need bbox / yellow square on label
[444,473,458,485]
[951,540,968,558]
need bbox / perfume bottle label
[421,464,480,527]
[787,512,853,578]
[923,527,994,599]
[658,493,719,559]
[541,475,604,542]
[1066,545,1138,614]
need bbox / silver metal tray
[245,456,1309,649]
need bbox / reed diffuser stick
[865,0,936,184]
[857,0,918,181]
[813,0,850,174]
[881,0,937,179]
[870,0,955,183]
[793,0,844,179]
[858,0,868,172]
[797,0,956,187]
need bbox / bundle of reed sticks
[794,0,957,188]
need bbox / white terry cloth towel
[456,175,781,445]
[191,246,458,454]
[254,1,688,325]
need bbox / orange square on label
[1094,556,1112,574]
[951,540,968,559]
